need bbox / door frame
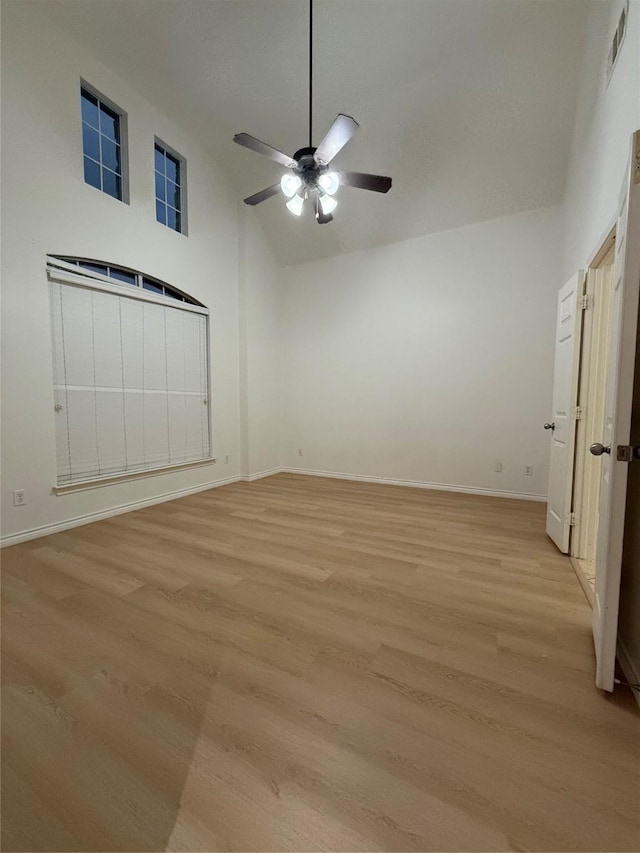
[561,130,640,694]
[571,232,616,565]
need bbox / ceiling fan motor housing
[293,147,329,188]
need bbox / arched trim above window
[48,256,203,306]
[46,255,212,489]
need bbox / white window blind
[49,273,210,485]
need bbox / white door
[592,130,640,692]
[546,271,585,552]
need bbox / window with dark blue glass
[81,86,124,201]
[58,258,200,304]
[155,143,184,232]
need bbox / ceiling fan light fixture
[280,174,302,198]
[319,193,337,215]
[233,0,392,222]
[286,193,305,216]
[318,172,340,195]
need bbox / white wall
[561,0,640,276]
[238,211,282,479]
[281,207,563,499]
[0,2,279,543]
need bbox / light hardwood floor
[2,473,639,852]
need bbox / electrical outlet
[13,489,27,507]
[525,464,534,476]
[224,454,229,464]
[493,462,503,473]
[298,448,303,456]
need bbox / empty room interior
[2,0,640,851]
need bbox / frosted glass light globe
[318,172,339,195]
[319,194,337,215]
[286,194,304,216]
[280,174,302,198]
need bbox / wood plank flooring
[2,473,639,852]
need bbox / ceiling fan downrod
[309,0,313,149]
[232,0,392,223]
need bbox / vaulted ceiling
[37,0,589,265]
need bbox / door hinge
[617,445,640,462]
[569,512,578,526]
[580,294,590,310]
[572,405,583,420]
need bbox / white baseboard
[240,467,283,482]
[1,466,546,549]
[281,466,547,502]
[0,475,241,548]
[617,638,640,710]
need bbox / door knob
[590,443,611,456]
[544,422,555,431]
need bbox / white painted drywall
[238,210,283,479]
[561,0,640,277]
[0,2,278,542]
[280,206,563,499]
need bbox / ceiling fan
[233,0,392,224]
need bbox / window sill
[53,457,217,494]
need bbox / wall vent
[606,1,629,85]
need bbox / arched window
[50,256,203,305]
[47,256,212,488]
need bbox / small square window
[156,199,166,225]
[155,171,165,203]
[154,141,186,234]
[81,85,126,202]
[81,91,99,128]
[167,207,180,232]
[167,180,180,209]
[101,138,121,173]
[82,125,100,161]
[99,104,120,143]
[102,170,121,200]
[165,154,179,184]
[83,157,101,190]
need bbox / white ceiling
[37,0,589,266]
